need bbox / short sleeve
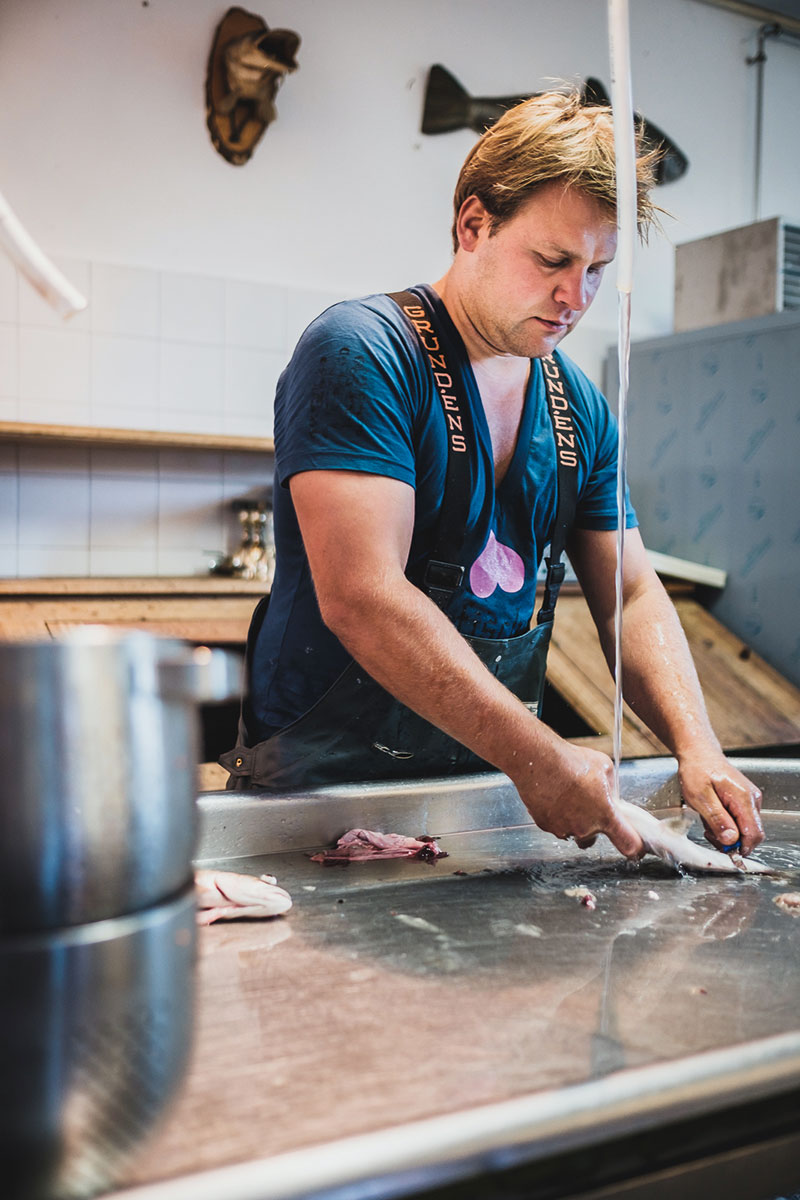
[566,361,638,531]
[274,298,424,490]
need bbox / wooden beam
[646,549,727,589]
[549,593,800,757]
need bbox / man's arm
[289,468,644,857]
[567,526,763,855]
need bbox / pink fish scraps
[469,530,525,599]
[310,829,448,866]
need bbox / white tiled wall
[0,256,344,577]
[0,440,274,578]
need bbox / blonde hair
[451,88,660,252]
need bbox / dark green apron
[219,289,578,792]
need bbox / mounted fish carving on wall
[421,64,688,185]
[206,6,300,166]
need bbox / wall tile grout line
[3,255,343,578]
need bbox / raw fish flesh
[195,869,292,924]
[564,886,597,909]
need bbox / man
[221,88,763,862]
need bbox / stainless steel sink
[108,758,800,1200]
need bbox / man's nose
[554,270,590,312]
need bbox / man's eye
[540,257,565,269]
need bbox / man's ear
[455,195,491,252]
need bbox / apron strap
[221,591,271,784]
[536,353,580,626]
[390,290,580,626]
[388,289,475,610]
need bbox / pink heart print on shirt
[469,531,525,598]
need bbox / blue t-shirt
[249,284,636,739]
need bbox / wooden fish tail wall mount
[421,64,688,186]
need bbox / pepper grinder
[211,492,275,587]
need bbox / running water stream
[612,291,631,793]
[608,0,637,802]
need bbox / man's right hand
[510,739,645,860]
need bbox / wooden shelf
[0,420,274,454]
[0,576,265,642]
[0,576,267,597]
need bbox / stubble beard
[497,317,571,361]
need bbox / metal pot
[0,628,240,934]
[0,886,196,1200]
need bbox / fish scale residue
[394,914,442,934]
[773,892,800,916]
[521,855,644,892]
[758,843,800,874]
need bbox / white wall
[1,0,797,577]
[2,0,797,359]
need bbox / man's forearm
[600,580,720,759]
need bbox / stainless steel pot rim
[0,884,196,952]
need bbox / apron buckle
[537,559,566,625]
[424,560,465,591]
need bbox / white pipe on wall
[608,0,637,294]
[0,189,87,319]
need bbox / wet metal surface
[199,810,800,1073]
[109,760,800,1198]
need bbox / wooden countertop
[0,419,274,454]
[0,576,265,644]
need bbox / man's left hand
[678,753,764,857]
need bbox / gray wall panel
[605,311,800,691]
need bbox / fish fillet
[617,799,772,875]
[195,869,293,924]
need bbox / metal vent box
[674,216,800,332]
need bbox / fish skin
[195,869,292,924]
[616,799,773,875]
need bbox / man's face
[456,182,618,360]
